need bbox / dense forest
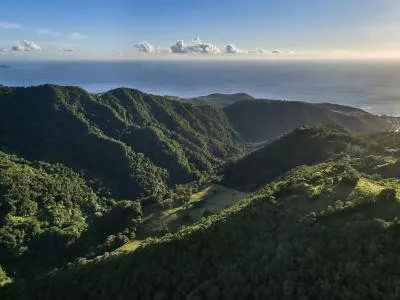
[1,84,400,299]
[224,99,388,142]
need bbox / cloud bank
[12,40,41,51]
[135,41,156,53]
[133,37,283,56]
[170,38,221,54]
[225,44,245,54]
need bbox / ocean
[1,59,400,116]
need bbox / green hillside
[188,92,255,107]
[224,124,365,191]
[224,99,388,142]
[0,85,242,201]
[0,151,142,282]
[0,84,399,299]
[4,142,400,299]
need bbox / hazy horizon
[1,0,400,60]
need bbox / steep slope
[0,85,242,200]
[224,125,365,191]
[0,85,167,200]
[224,99,388,142]
[4,159,400,299]
[0,151,142,282]
[98,88,242,183]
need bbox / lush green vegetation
[4,150,400,299]
[1,84,400,299]
[0,151,142,282]
[224,99,388,141]
[224,124,365,191]
[0,85,242,201]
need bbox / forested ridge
[0,85,243,200]
[0,84,399,299]
[224,99,388,141]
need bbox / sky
[1,0,400,60]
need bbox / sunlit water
[1,59,400,115]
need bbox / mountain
[0,83,399,298]
[224,99,388,142]
[188,92,255,107]
[223,125,365,191]
[4,125,400,299]
[0,85,242,201]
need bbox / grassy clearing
[116,240,141,252]
[282,176,400,216]
[117,184,247,253]
[139,184,247,238]
[356,178,384,195]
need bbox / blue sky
[1,0,400,59]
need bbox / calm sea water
[1,59,400,115]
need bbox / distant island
[0,65,10,69]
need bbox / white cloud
[12,40,41,51]
[68,32,86,40]
[135,41,156,53]
[170,40,186,53]
[0,47,8,54]
[36,29,61,37]
[0,22,24,30]
[170,38,220,54]
[225,44,245,54]
[272,49,281,54]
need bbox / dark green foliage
[378,188,397,203]
[0,85,242,200]
[1,83,400,299]
[224,99,388,142]
[0,152,142,281]
[4,161,400,300]
[99,200,142,239]
[224,124,365,191]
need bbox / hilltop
[0,85,242,201]
[224,99,388,142]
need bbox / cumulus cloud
[225,44,245,54]
[170,38,220,54]
[69,32,86,40]
[36,29,61,37]
[12,40,41,51]
[0,47,8,54]
[0,22,23,30]
[272,49,281,54]
[170,40,186,53]
[135,41,156,53]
